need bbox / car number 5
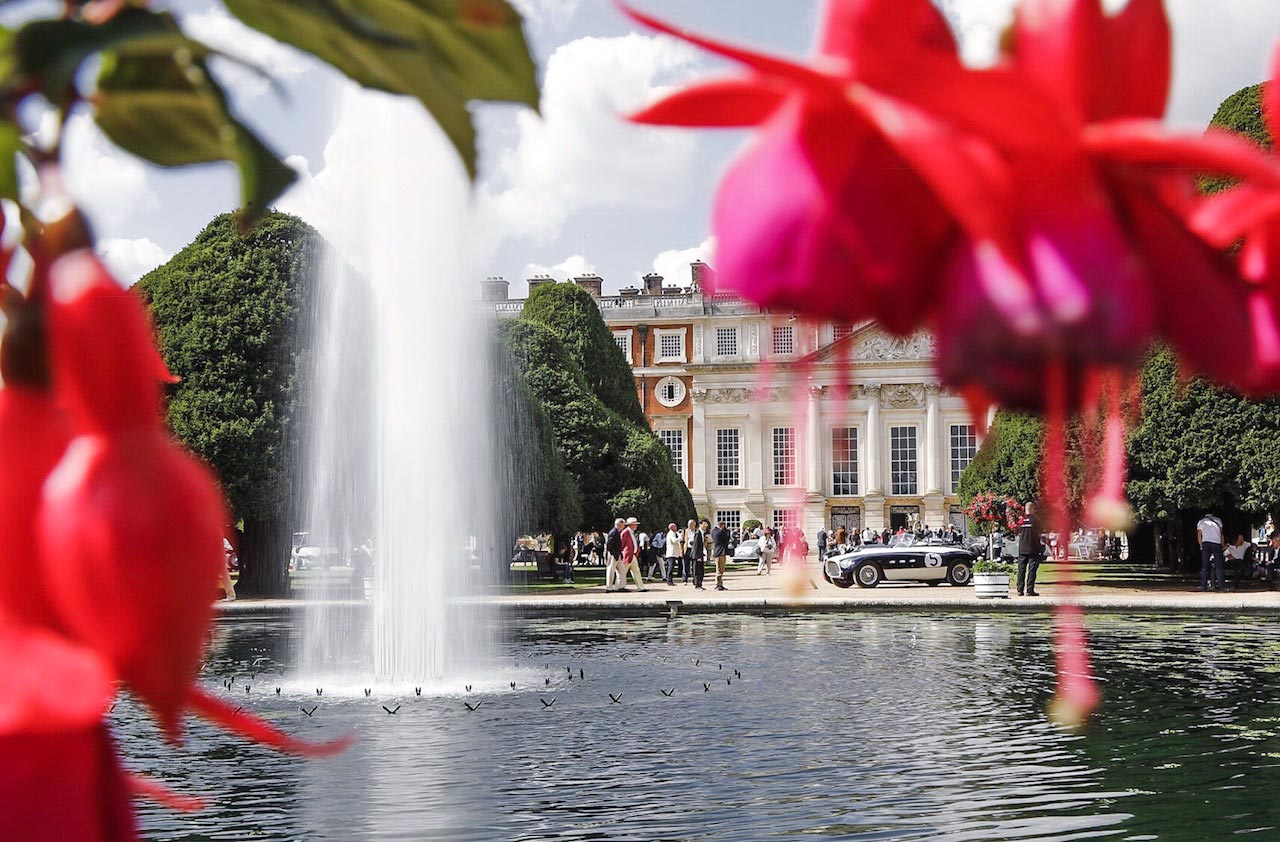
[925,552,942,568]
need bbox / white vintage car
[822,537,976,588]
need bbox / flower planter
[974,572,1011,599]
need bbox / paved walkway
[221,562,1280,615]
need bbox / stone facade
[491,266,983,538]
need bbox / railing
[494,301,525,313]
[490,290,760,315]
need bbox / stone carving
[693,325,704,360]
[704,388,751,404]
[881,384,925,409]
[746,323,759,357]
[690,387,709,405]
[853,331,936,362]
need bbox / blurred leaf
[94,43,295,228]
[0,119,21,201]
[223,0,539,177]
[9,8,190,105]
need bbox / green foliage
[1202,83,1272,194]
[1127,347,1280,522]
[222,0,538,177]
[498,318,695,530]
[519,283,647,425]
[489,332,582,542]
[742,519,762,534]
[957,411,1044,506]
[973,559,1015,576]
[135,211,317,523]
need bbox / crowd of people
[1197,513,1280,591]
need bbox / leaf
[0,119,21,201]
[9,8,191,105]
[93,43,295,228]
[222,0,539,177]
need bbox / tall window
[832,427,859,496]
[612,331,631,364]
[659,429,684,478]
[773,509,798,530]
[659,333,683,361]
[772,325,795,355]
[950,424,978,491]
[772,426,797,485]
[715,327,739,357]
[716,429,740,487]
[716,510,742,532]
[890,426,918,495]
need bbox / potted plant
[973,559,1016,599]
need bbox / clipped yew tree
[136,211,319,596]
[498,319,695,530]
[519,282,648,425]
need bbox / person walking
[816,526,829,560]
[757,527,778,575]
[620,518,648,591]
[648,529,666,581]
[711,518,731,591]
[637,525,650,580]
[681,519,698,584]
[605,518,626,592]
[663,522,683,586]
[1197,511,1226,592]
[689,519,708,590]
[1016,502,1045,596]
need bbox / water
[295,82,498,682]
[123,612,1280,840]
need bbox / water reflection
[119,613,1280,840]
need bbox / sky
[16,0,1280,293]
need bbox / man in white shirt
[1197,512,1225,592]
[663,523,683,586]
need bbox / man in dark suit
[1017,503,1046,596]
[690,519,709,590]
[711,519,731,591]
[605,519,625,592]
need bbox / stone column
[864,384,883,496]
[925,383,942,495]
[745,402,764,499]
[691,387,708,505]
[806,385,823,496]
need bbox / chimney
[574,274,603,299]
[525,274,554,296]
[619,286,640,297]
[642,272,664,296]
[480,276,509,302]
[690,260,715,292]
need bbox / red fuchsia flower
[37,249,351,755]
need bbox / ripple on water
[116,612,1280,841]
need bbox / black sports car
[822,539,976,588]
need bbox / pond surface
[119,612,1280,840]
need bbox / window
[655,376,686,408]
[715,327,739,357]
[832,427,859,496]
[716,510,742,532]
[659,429,684,478]
[772,427,797,485]
[772,325,795,356]
[950,424,978,492]
[716,429,740,487]
[772,509,798,531]
[611,330,632,364]
[655,328,687,363]
[890,426,918,496]
[833,324,855,342]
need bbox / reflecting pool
[120,613,1280,840]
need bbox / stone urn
[973,563,1013,599]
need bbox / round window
[655,376,686,408]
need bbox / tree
[135,212,319,596]
[957,411,1045,506]
[489,332,582,551]
[519,282,647,425]
[498,319,695,531]
[1202,83,1270,194]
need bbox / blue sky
[16,0,1279,291]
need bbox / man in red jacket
[620,517,648,591]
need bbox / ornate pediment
[852,330,936,363]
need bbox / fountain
[295,81,499,685]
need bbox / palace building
[486,263,985,539]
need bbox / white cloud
[180,5,313,100]
[97,237,169,285]
[511,0,583,27]
[521,253,597,293]
[650,236,716,288]
[476,34,701,254]
[61,111,160,233]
